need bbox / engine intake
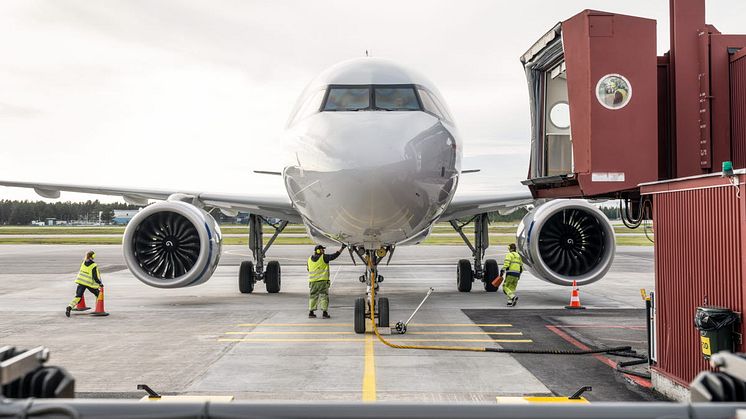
[123,201,222,288]
[516,200,615,286]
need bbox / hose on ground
[366,255,633,355]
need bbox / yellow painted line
[220,338,364,342]
[496,396,589,404]
[226,331,354,335]
[409,323,512,327]
[235,323,513,328]
[407,332,523,336]
[236,323,352,327]
[224,331,523,336]
[218,338,533,343]
[362,334,376,402]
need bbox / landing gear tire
[483,259,499,292]
[239,261,255,294]
[378,297,389,328]
[457,259,473,292]
[265,261,281,293]
[354,297,366,334]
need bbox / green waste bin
[694,306,739,360]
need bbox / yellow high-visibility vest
[503,252,523,276]
[307,256,330,283]
[75,262,99,288]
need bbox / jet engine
[516,200,615,286]
[123,201,222,288]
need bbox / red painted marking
[546,325,652,389]
[553,325,646,330]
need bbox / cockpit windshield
[374,87,420,111]
[323,87,370,111]
[321,85,425,113]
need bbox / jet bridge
[520,11,658,199]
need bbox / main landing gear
[352,248,390,334]
[450,213,499,292]
[238,214,287,294]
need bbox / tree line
[0,200,139,225]
[0,199,622,226]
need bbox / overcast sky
[1,0,744,203]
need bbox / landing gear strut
[352,248,390,334]
[239,214,287,294]
[450,213,499,292]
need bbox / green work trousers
[502,274,520,300]
[309,280,330,311]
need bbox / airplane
[0,57,616,333]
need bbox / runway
[0,245,658,402]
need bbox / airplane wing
[439,191,534,221]
[0,180,302,223]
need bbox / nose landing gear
[352,248,390,334]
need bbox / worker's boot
[506,299,513,307]
[511,296,519,307]
[65,306,72,318]
[322,311,331,319]
[308,310,317,318]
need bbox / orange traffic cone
[565,280,586,309]
[90,286,110,317]
[72,294,91,312]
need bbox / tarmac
[0,244,660,402]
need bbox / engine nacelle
[123,201,222,288]
[516,200,615,286]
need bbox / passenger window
[374,87,420,111]
[323,87,370,111]
[290,89,325,125]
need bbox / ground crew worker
[307,244,346,318]
[500,243,523,307]
[65,250,103,317]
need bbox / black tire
[378,297,389,328]
[457,259,473,292]
[265,261,281,293]
[484,259,499,292]
[239,261,255,294]
[354,297,366,334]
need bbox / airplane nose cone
[286,112,459,246]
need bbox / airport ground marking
[218,338,532,343]
[409,323,512,327]
[545,325,651,389]
[224,331,523,336]
[362,334,377,402]
[236,323,352,327]
[235,323,512,328]
[553,325,646,330]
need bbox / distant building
[112,209,140,225]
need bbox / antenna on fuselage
[365,49,370,57]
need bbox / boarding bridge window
[543,62,573,177]
[323,87,370,111]
[374,87,420,111]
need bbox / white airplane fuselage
[280,58,462,248]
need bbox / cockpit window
[323,87,370,111]
[374,87,420,111]
[417,88,453,123]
